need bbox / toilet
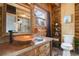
[61,35,74,56]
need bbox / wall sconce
[18,20,22,24]
[21,14,26,17]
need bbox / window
[34,6,47,27]
[6,13,16,32]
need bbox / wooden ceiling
[51,3,61,7]
[16,3,31,9]
[7,3,61,12]
[18,3,61,7]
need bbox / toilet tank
[63,35,74,44]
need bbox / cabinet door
[44,43,50,55]
[38,45,46,56]
[38,43,50,56]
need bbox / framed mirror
[6,13,32,34]
[6,5,32,35]
[64,15,72,24]
[34,6,47,27]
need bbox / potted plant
[74,38,79,54]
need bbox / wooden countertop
[0,37,53,56]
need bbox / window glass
[34,6,47,27]
[6,14,16,32]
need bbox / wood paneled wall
[34,3,49,12]
[51,5,61,38]
[0,3,53,41]
[0,6,2,36]
[75,4,79,39]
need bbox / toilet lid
[63,35,74,44]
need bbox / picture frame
[64,15,72,23]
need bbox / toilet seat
[61,43,73,50]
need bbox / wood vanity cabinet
[18,42,50,56]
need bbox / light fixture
[21,14,26,17]
[18,20,22,24]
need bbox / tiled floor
[52,47,79,56]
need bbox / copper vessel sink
[13,35,33,45]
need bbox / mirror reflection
[6,4,32,34]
